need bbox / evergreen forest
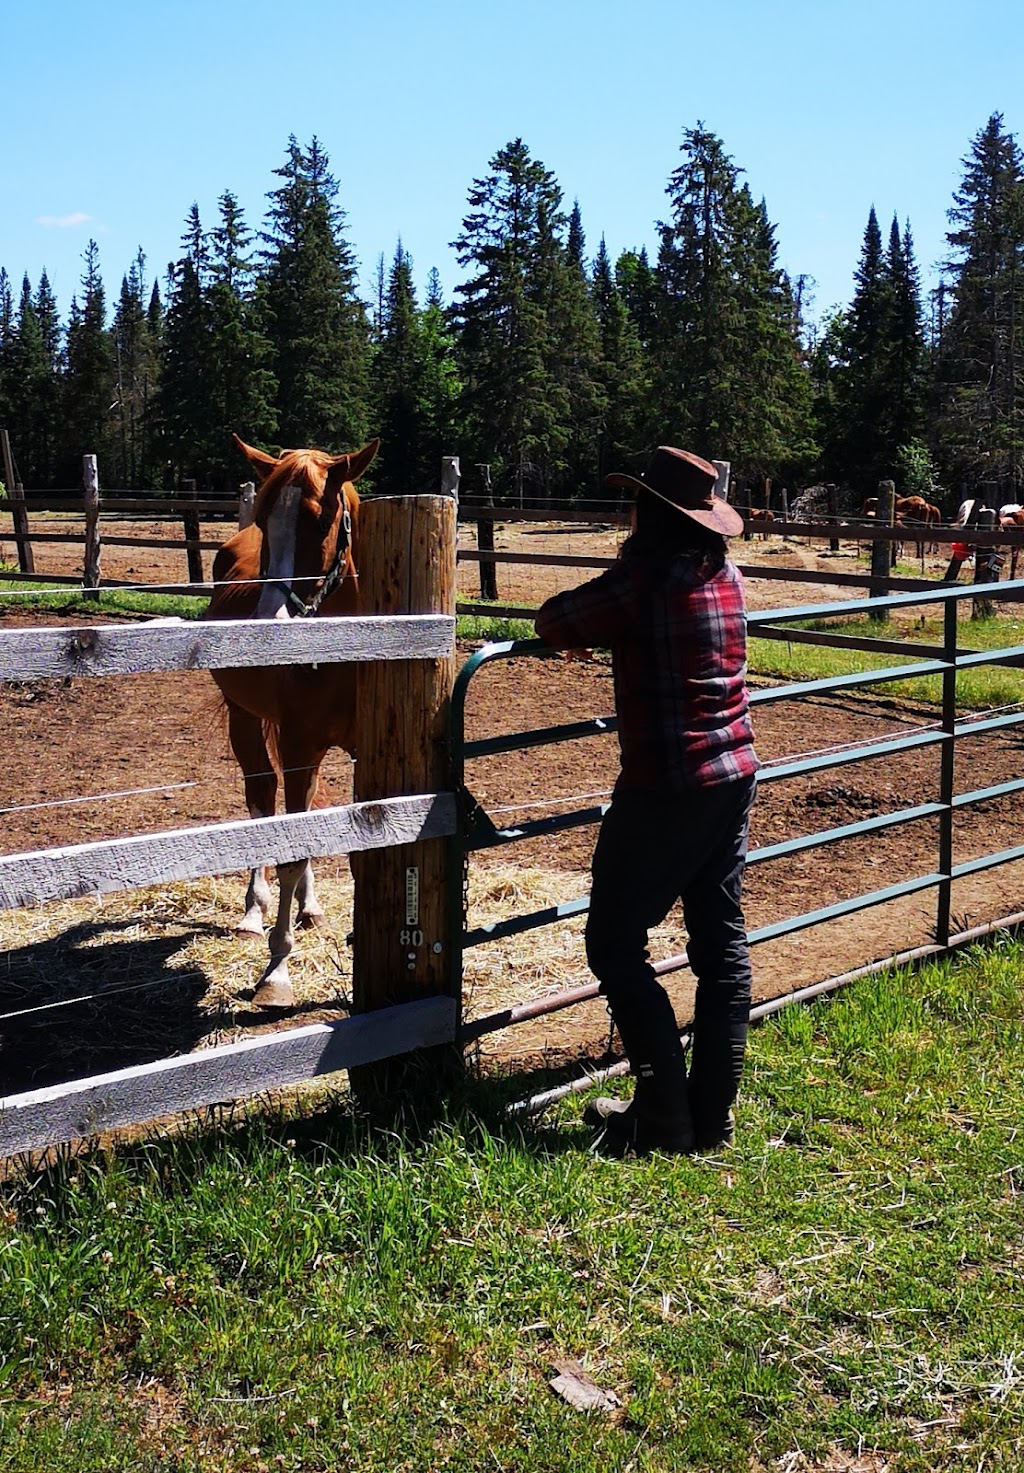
[3,115,1024,511]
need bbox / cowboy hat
[605,446,743,537]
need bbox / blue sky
[3,0,1022,329]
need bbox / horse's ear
[336,438,379,484]
[233,434,278,483]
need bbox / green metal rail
[451,579,1024,1041]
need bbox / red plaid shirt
[535,544,759,792]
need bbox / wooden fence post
[869,480,895,621]
[0,428,35,574]
[238,481,256,530]
[711,460,731,502]
[475,462,498,600]
[973,507,998,620]
[780,486,789,526]
[181,479,204,584]
[350,494,459,1095]
[82,455,101,599]
[826,483,840,552]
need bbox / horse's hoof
[237,906,267,936]
[252,978,294,1009]
[297,910,327,931]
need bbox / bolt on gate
[450,579,1024,1049]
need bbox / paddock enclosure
[4,483,1024,1155]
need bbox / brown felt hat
[605,446,743,537]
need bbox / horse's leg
[227,703,277,935]
[253,859,305,1009]
[252,740,327,1009]
[284,747,329,929]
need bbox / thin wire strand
[0,969,209,1023]
[0,754,354,821]
[0,780,199,818]
[487,789,613,816]
[0,571,359,598]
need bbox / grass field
[2,938,1023,1471]
[749,614,1024,712]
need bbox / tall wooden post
[869,480,895,622]
[826,483,840,552]
[711,460,731,502]
[0,429,35,574]
[350,495,459,1094]
[475,462,498,600]
[181,479,204,584]
[238,481,256,530]
[82,455,101,600]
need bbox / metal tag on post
[405,866,420,928]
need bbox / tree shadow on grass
[0,917,219,1095]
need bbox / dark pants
[585,776,756,1130]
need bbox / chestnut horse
[206,435,378,1007]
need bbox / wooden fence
[0,454,255,594]
[455,509,1024,614]
[0,497,460,1158]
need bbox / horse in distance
[206,434,378,1007]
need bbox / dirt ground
[3,515,1024,1097]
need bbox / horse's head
[233,436,379,619]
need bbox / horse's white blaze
[256,484,302,620]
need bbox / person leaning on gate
[534,447,759,1157]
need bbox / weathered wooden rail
[0,496,460,1158]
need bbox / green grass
[750,613,1024,710]
[2,940,1023,1470]
[0,574,540,645]
[0,575,208,621]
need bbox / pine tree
[655,125,814,479]
[0,271,61,487]
[591,237,647,482]
[372,242,429,493]
[935,113,1024,500]
[614,247,658,351]
[0,271,12,479]
[831,207,892,491]
[111,251,162,487]
[206,191,277,484]
[452,138,570,502]
[4,276,51,486]
[881,217,927,469]
[60,239,115,481]
[731,189,816,479]
[157,205,215,482]
[542,201,605,498]
[262,135,371,451]
[418,268,462,479]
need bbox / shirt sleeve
[534,564,638,648]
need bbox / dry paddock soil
[2,513,1024,1099]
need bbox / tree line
[1,116,1022,509]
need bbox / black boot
[687,1006,746,1151]
[589,990,695,1157]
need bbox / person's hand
[561,647,592,662]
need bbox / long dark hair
[622,489,728,570]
